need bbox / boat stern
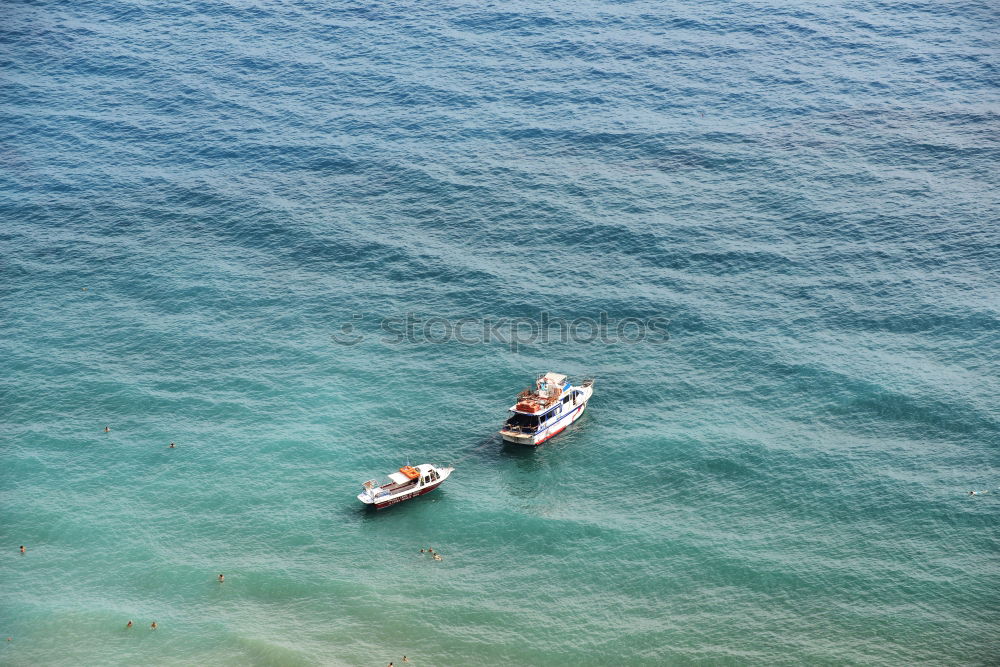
[358,480,380,505]
[499,429,539,445]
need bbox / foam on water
[2,0,999,664]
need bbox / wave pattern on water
[2,0,999,665]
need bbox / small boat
[499,372,594,446]
[357,463,454,509]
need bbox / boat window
[562,395,570,404]
[506,412,540,428]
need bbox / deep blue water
[2,0,999,665]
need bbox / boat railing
[581,378,595,387]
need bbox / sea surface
[2,0,998,665]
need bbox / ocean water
[2,0,998,664]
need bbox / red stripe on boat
[535,424,567,445]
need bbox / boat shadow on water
[353,503,416,522]
[352,490,450,523]
[499,437,567,473]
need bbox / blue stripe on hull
[502,402,587,445]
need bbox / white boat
[499,372,594,446]
[357,463,454,509]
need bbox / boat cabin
[367,465,442,494]
[505,373,586,433]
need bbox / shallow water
[2,0,999,665]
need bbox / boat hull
[500,399,589,446]
[372,479,445,509]
[358,465,454,509]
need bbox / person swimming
[150,622,157,630]
[218,574,225,582]
[433,554,442,561]
[169,442,175,448]
[104,426,110,433]
[19,545,25,554]
[403,657,409,663]
[126,620,133,629]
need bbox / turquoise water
[2,0,999,664]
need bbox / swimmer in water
[126,620,132,629]
[19,545,25,554]
[433,554,442,561]
[150,622,157,630]
[104,426,110,433]
[218,574,224,582]
[419,549,425,553]
[403,657,409,663]
[169,442,175,448]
